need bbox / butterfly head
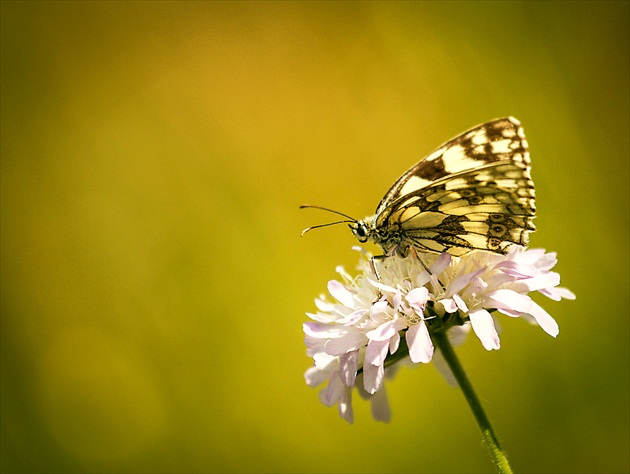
[349,220,371,243]
[300,205,387,249]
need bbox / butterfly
[301,117,536,257]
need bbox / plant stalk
[432,331,514,474]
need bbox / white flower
[304,247,575,423]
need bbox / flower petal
[528,300,559,337]
[306,311,338,323]
[320,373,344,406]
[370,385,391,422]
[369,300,390,323]
[389,331,400,354]
[521,272,561,292]
[337,388,354,424]
[337,309,366,325]
[540,286,576,301]
[485,289,532,314]
[430,252,451,274]
[365,339,389,366]
[327,280,355,308]
[406,320,434,363]
[366,320,399,341]
[324,330,367,355]
[535,251,558,271]
[469,309,500,351]
[339,350,359,386]
[406,287,430,310]
[303,321,344,339]
[314,297,336,312]
[305,366,328,387]
[495,260,535,278]
[453,293,469,312]
[363,362,385,395]
[414,269,432,287]
[450,267,486,294]
[439,298,458,314]
[366,278,397,294]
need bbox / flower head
[304,247,575,423]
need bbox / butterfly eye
[351,222,370,243]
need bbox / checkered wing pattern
[370,117,536,256]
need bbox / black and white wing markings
[366,117,536,256]
[375,117,530,215]
[376,163,536,256]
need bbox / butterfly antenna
[300,220,355,237]
[299,204,357,222]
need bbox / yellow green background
[2,1,628,473]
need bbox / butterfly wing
[374,117,535,255]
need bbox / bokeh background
[2,1,628,473]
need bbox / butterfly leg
[370,245,400,283]
[369,252,402,303]
[405,246,448,293]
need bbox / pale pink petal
[363,361,385,394]
[327,280,355,308]
[370,385,391,422]
[495,260,535,278]
[305,336,325,357]
[528,301,559,337]
[312,352,338,370]
[392,291,403,311]
[389,331,400,354]
[485,271,517,289]
[367,278,397,294]
[535,251,558,271]
[306,311,338,323]
[370,300,390,323]
[469,309,500,351]
[406,321,434,363]
[337,309,366,325]
[305,366,328,387]
[324,331,367,355]
[320,373,344,406]
[337,388,354,424]
[366,319,406,344]
[540,286,576,301]
[448,267,485,294]
[439,298,458,314]
[339,351,359,386]
[453,293,469,312]
[486,289,532,313]
[521,273,560,292]
[496,308,522,318]
[414,269,432,287]
[367,320,399,341]
[314,298,336,312]
[556,287,576,300]
[513,247,546,264]
[470,276,488,292]
[431,252,451,274]
[303,321,344,339]
[406,287,430,307]
[365,339,389,366]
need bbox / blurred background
[1,1,628,473]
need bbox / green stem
[432,331,514,474]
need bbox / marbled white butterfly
[301,117,536,257]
